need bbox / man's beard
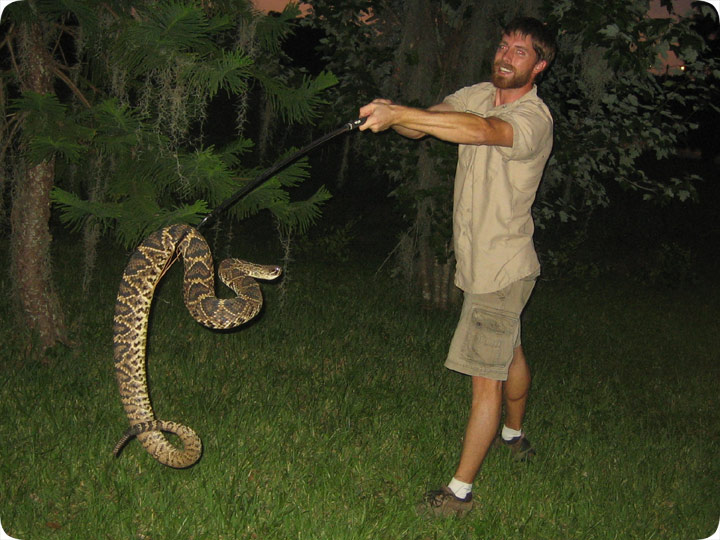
[491,62,534,89]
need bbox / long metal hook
[197,118,366,231]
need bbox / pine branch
[254,2,302,55]
[270,185,333,234]
[184,49,253,98]
[50,187,123,231]
[256,70,338,124]
[51,186,210,248]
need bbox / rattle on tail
[112,224,281,468]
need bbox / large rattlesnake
[112,224,281,468]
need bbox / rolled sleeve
[495,103,553,162]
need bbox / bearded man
[359,16,557,517]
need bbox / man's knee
[471,376,503,405]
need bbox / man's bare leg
[452,376,503,483]
[503,345,530,431]
[453,346,531,484]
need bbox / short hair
[502,17,557,66]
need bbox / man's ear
[533,59,548,74]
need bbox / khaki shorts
[445,275,537,381]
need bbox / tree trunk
[392,1,458,310]
[413,142,459,309]
[393,0,543,310]
[10,16,68,349]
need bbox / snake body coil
[112,224,281,468]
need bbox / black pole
[197,118,366,231]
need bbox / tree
[307,0,719,307]
[2,1,72,348]
[537,0,720,230]
[0,0,336,349]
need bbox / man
[358,17,556,517]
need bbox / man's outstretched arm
[358,99,513,147]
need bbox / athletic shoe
[494,434,536,462]
[416,486,473,517]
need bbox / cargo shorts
[445,274,537,381]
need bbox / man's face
[491,32,544,90]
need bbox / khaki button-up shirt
[444,82,553,294]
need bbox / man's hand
[359,99,430,139]
[358,99,397,133]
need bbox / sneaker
[494,434,536,462]
[417,486,473,518]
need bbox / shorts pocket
[468,307,517,367]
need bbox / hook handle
[345,117,367,130]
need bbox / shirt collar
[492,84,538,111]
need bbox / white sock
[501,425,523,442]
[448,477,472,499]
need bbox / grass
[1,225,719,540]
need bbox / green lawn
[1,229,718,539]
